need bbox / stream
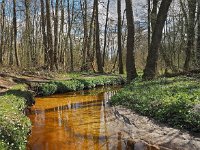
[26,86,128,150]
[26,86,200,150]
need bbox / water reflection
[27,86,128,150]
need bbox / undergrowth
[37,75,125,96]
[0,85,34,150]
[111,76,200,132]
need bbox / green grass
[0,86,34,150]
[110,76,200,132]
[10,84,28,91]
[37,75,125,96]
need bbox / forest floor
[0,67,118,93]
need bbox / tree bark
[40,0,48,66]
[118,0,124,74]
[54,0,59,70]
[151,0,158,31]
[143,0,173,80]
[13,0,19,66]
[0,0,5,65]
[197,0,200,67]
[125,0,138,82]
[67,0,74,72]
[25,0,31,67]
[184,0,197,71]
[86,1,95,71]
[46,0,54,70]
[80,0,88,71]
[147,0,151,51]
[102,0,110,67]
[94,0,103,73]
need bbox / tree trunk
[80,0,88,71]
[67,0,74,72]
[25,0,31,67]
[151,0,158,31]
[118,0,124,74]
[197,0,200,67]
[94,0,103,73]
[54,0,59,70]
[102,0,110,67]
[147,0,151,51]
[46,0,54,70]
[125,0,138,82]
[13,0,19,66]
[0,0,5,65]
[184,0,197,71]
[40,0,48,66]
[86,2,95,71]
[143,0,173,80]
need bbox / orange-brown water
[27,86,126,150]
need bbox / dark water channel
[27,86,128,150]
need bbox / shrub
[54,80,84,93]
[36,75,125,96]
[37,83,57,96]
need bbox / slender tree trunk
[9,27,14,66]
[197,0,200,67]
[13,0,19,66]
[25,0,31,67]
[67,0,74,72]
[94,0,103,73]
[147,0,151,51]
[86,2,95,71]
[184,0,197,71]
[40,0,48,66]
[125,0,137,82]
[0,0,5,65]
[59,0,65,68]
[46,0,54,70]
[80,0,88,71]
[54,0,59,70]
[118,0,124,74]
[143,0,173,80]
[102,0,110,67]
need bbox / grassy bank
[111,76,200,132]
[0,85,34,150]
[36,75,125,96]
